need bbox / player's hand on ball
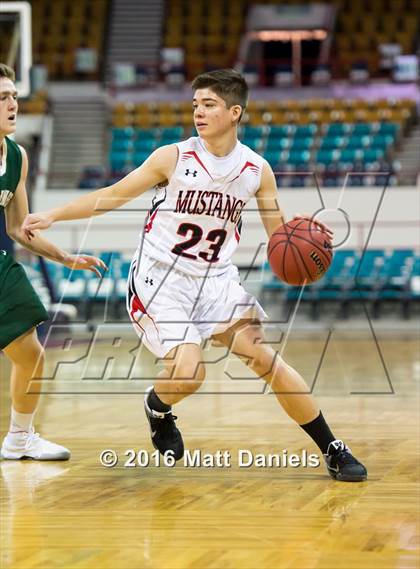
[292,213,334,238]
[62,254,107,277]
[22,212,54,239]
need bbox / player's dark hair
[0,63,15,82]
[192,69,248,122]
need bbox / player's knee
[252,348,279,378]
[25,342,45,369]
[170,362,205,393]
[174,362,205,383]
[23,344,45,375]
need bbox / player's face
[0,78,18,136]
[193,88,241,138]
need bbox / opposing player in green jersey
[0,64,105,460]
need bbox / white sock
[9,408,35,434]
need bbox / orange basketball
[268,219,333,285]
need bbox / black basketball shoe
[144,387,184,461]
[324,440,367,482]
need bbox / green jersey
[0,136,48,349]
[0,136,22,209]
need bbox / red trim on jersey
[144,191,167,233]
[180,150,213,180]
[228,161,260,183]
[144,209,158,233]
[239,161,259,175]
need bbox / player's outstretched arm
[6,147,106,275]
[256,161,287,238]
[22,144,178,235]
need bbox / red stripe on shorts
[130,290,160,340]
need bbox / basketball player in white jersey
[23,70,367,481]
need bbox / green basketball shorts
[0,250,49,350]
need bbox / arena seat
[407,257,420,316]
[134,139,157,152]
[326,123,353,136]
[266,139,292,151]
[116,260,133,305]
[44,262,89,305]
[85,254,119,318]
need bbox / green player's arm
[22,144,178,234]
[5,146,106,275]
[255,160,287,239]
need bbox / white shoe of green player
[1,428,70,461]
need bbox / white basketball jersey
[140,136,264,276]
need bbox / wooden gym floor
[0,330,418,569]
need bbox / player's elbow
[6,225,19,241]
[7,226,29,247]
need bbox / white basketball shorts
[126,252,267,358]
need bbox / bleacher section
[335,0,419,76]
[261,248,419,320]
[3,0,417,83]
[165,1,242,78]
[30,0,108,79]
[164,0,419,79]
[79,97,417,188]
